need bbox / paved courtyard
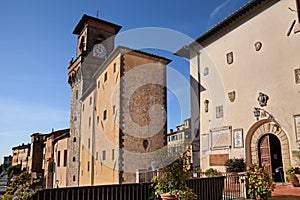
[271,183,300,200]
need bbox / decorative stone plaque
[233,129,243,148]
[210,126,232,150]
[255,41,262,51]
[201,134,209,152]
[295,68,300,84]
[209,154,229,166]
[294,115,300,141]
[228,91,236,102]
[204,67,209,76]
[226,52,234,65]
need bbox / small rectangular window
[82,104,85,111]
[104,72,108,82]
[88,138,90,149]
[89,117,91,127]
[63,150,67,167]
[216,105,224,119]
[103,110,107,120]
[97,116,99,124]
[113,63,116,73]
[102,150,106,161]
[97,80,100,89]
[76,90,78,99]
[89,97,92,105]
[87,161,90,171]
[96,152,98,160]
[113,105,116,114]
[57,151,61,167]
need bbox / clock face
[93,43,107,59]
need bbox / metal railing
[223,172,246,200]
[32,176,225,200]
[32,183,152,200]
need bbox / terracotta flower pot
[288,177,295,187]
[296,174,300,183]
[160,193,178,200]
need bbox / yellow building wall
[53,137,68,188]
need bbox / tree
[1,172,41,200]
[6,164,21,180]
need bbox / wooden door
[259,135,272,174]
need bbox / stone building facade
[67,15,169,186]
[177,0,300,182]
[67,15,121,186]
[28,133,45,176]
[43,129,69,188]
[12,143,30,171]
[167,118,193,169]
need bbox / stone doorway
[258,134,283,182]
[245,119,291,182]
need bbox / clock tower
[67,14,121,186]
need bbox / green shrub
[224,158,246,173]
[245,164,275,200]
[204,168,219,177]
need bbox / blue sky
[0,0,249,162]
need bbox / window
[72,157,76,162]
[97,80,100,89]
[82,104,85,111]
[112,149,115,160]
[102,150,106,161]
[104,72,108,82]
[73,175,76,182]
[216,105,224,119]
[87,161,90,171]
[63,150,67,167]
[73,137,76,142]
[113,63,116,73]
[57,151,61,167]
[89,97,92,105]
[103,110,107,120]
[75,90,78,99]
[96,152,98,160]
[113,105,116,114]
[89,117,91,127]
[88,138,90,149]
[178,134,183,140]
[97,116,99,124]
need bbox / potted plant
[285,166,300,187]
[245,164,275,200]
[191,167,202,178]
[151,155,197,200]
